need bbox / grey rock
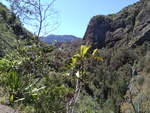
[83,0,150,48]
[0,104,17,113]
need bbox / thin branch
[129,85,137,113]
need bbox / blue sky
[54,0,139,38]
[1,0,139,38]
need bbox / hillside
[83,0,150,48]
[0,2,32,57]
[40,34,80,43]
[0,0,150,113]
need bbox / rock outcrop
[83,0,150,48]
[0,104,17,113]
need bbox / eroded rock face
[83,0,150,48]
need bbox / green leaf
[9,94,14,103]
[94,56,104,61]
[80,45,91,58]
[71,57,77,67]
[92,49,98,56]
[73,53,81,60]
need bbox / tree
[65,45,103,113]
[5,0,60,38]
[121,51,150,113]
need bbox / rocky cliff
[83,0,150,48]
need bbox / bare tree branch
[6,0,59,38]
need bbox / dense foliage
[0,2,150,113]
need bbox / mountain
[83,0,150,48]
[40,34,80,43]
[1,1,150,113]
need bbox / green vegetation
[0,1,150,113]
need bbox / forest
[0,0,150,113]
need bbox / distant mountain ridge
[40,34,80,43]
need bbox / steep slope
[0,2,32,57]
[40,34,80,43]
[83,0,150,48]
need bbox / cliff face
[83,0,150,48]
